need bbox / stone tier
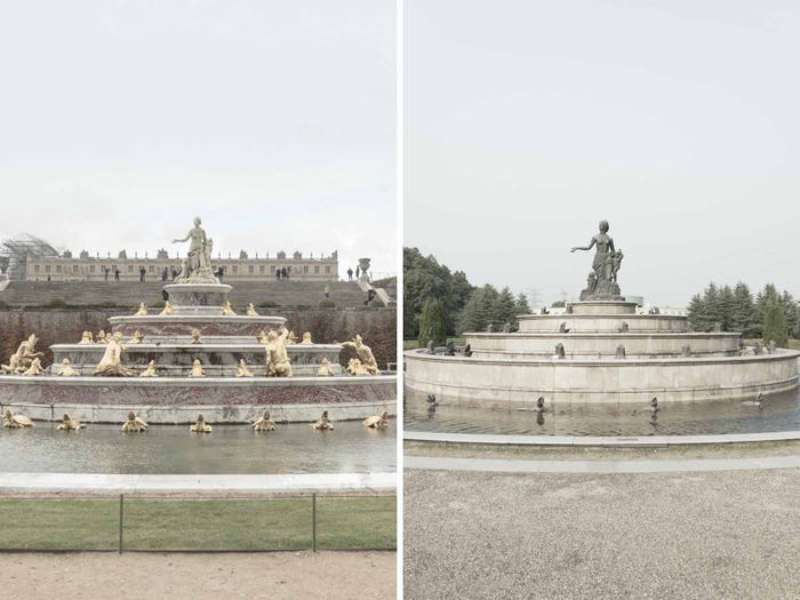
[404,349,800,405]
[465,332,740,359]
[0,374,396,424]
[518,314,689,334]
[162,282,232,316]
[567,300,639,315]
[108,314,287,341]
[50,343,343,377]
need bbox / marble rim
[404,429,800,447]
[404,348,800,366]
[464,332,741,339]
[0,373,396,386]
[50,343,343,351]
[108,315,285,323]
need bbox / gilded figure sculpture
[121,411,148,433]
[57,358,80,377]
[237,359,254,377]
[265,327,292,377]
[190,414,212,433]
[140,360,158,377]
[363,411,389,429]
[341,335,378,375]
[57,413,84,431]
[312,410,334,431]
[94,332,134,376]
[252,410,276,432]
[317,357,335,376]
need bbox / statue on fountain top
[172,217,218,284]
[571,220,624,301]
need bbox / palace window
[45,265,51,273]
[314,265,320,274]
[73,265,79,273]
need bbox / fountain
[0,218,396,424]
[405,221,800,406]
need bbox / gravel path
[1,551,395,600]
[405,467,800,599]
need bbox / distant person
[171,267,178,280]
[139,267,146,282]
[114,269,120,281]
[347,268,353,281]
[104,268,110,281]
[276,268,281,280]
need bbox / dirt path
[0,551,395,600]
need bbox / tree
[492,286,517,329]
[458,285,497,334]
[763,295,788,346]
[514,293,531,316]
[782,291,799,339]
[719,285,734,331]
[417,298,447,348]
[687,293,705,331]
[731,282,757,336]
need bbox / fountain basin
[0,373,396,423]
[108,314,286,339]
[404,349,800,405]
[50,343,344,376]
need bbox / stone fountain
[0,218,395,423]
[405,221,799,405]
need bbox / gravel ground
[0,551,395,600]
[405,467,800,599]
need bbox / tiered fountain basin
[405,300,800,405]
[1,279,397,423]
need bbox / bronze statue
[571,220,623,300]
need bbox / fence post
[118,494,124,554]
[312,493,317,553]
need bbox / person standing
[347,267,353,281]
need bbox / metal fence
[0,493,396,553]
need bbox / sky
[0,1,396,278]
[405,0,800,306]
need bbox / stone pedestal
[163,283,232,316]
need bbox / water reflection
[0,421,396,474]
[405,388,800,436]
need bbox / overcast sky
[0,1,395,277]
[405,0,800,306]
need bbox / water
[0,421,395,474]
[405,389,800,437]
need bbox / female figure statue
[571,220,622,299]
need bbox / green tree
[458,285,498,333]
[492,286,517,329]
[782,291,799,339]
[730,282,757,336]
[687,293,705,331]
[701,282,722,331]
[514,292,531,315]
[417,298,447,348]
[719,285,734,331]
[763,295,788,346]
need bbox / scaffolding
[0,234,59,280]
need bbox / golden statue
[3,408,33,428]
[191,328,202,344]
[57,413,84,431]
[363,411,390,429]
[252,410,276,432]
[140,360,158,377]
[22,357,44,376]
[301,332,313,345]
[312,410,334,431]
[257,330,269,345]
[287,330,298,344]
[95,332,134,376]
[236,359,254,378]
[246,303,259,316]
[190,359,205,377]
[190,414,212,433]
[317,357,335,376]
[121,411,148,433]
[265,327,292,377]
[57,358,81,377]
[2,334,45,374]
[347,358,369,376]
[135,303,148,316]
[96,330,107,344]
[160,302,174,316]
[222,301,236,316]
[341,335,378,374]
[129,330,144,344]
[78,331,94,345]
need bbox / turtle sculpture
[121,411,148,433]
[363,411,390,429]
[140,360,158,377]
[57,413,84,431]
[312,410,334,431]
[236,359,254,378]
[3,408,33,428]
[190,414,212,433]
[252,410,276,432]
[57,358,81,377]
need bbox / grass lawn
[0,496,395,552]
